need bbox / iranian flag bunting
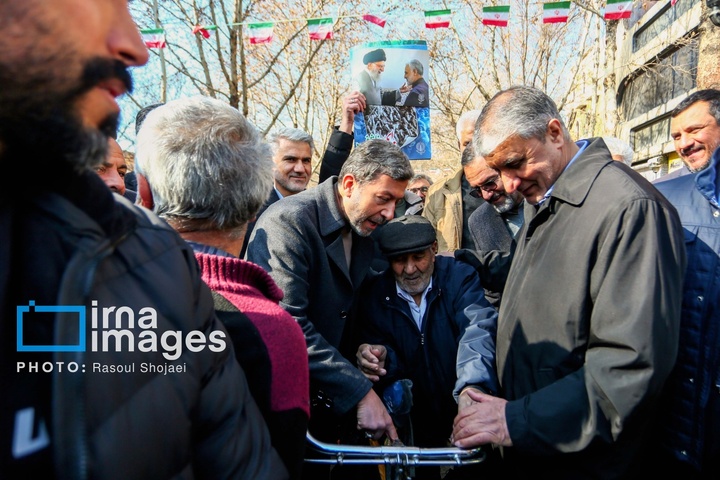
[482,5,510,27]
[192,25,218,39]
[248,22,274,44]
[307,17,333,40]
[141,29,167,49]
[543,2,571,23]
[363,13,386,28]
[604,0,632,20]
[424,9,451,29]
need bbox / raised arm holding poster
[350,40,431,160]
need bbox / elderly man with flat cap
[349,215,499,479]
[354,48,397,106]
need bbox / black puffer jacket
[2,172,287,480]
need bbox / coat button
[713,211,719,217]
[340,311,348,319]
[698,296,704,303]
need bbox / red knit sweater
[194,252,309,416]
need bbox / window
[621,39,698,121]
[633,0,699,52]
[631,115,671,151]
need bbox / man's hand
[356,388,398,442]
[356,343,387,382]
[339,91,366,134]
[452,389,512,448]
[457,386,482,412]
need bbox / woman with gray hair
[135,95,310,479]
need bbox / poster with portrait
[350,40,431,160]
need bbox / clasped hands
[356,343,387,382]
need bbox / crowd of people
[2,1,718,479]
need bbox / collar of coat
[695,148,720,206]
[318,176,352,237]
[540,137,615,208]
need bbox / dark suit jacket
[241,188,280,259]
[473,138,685,477]
[246,177,375,415]
[456,202,517,308]
[402,77,429,107]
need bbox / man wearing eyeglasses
[454,146,524,308]
[464,152,524,237]
[407,174,433,204]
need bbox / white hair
[455,109,482,142]
[602,136,634,166]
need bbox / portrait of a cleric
[353,48,399,106]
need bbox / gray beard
[493,195,516,214]
[688,160,711,174]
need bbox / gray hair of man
[266,127,315,154]
[460,141,477,167]
[473,86,571,157]
[455,109,482,142]
[135,95,273,234]
[602,136,634,166]
[338,139,414,185]
[409,173,433,185]
[407,59,424,76]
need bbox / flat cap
[377,215,436,258]
[363,48,386,65]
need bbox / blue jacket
[349,255,498,446]
[654,151,720,471]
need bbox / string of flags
[139,1,644,49]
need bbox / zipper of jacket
[385,286,441,353]
[54,231,130,480]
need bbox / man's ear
[136,173,154,210]
[340,174,357,197]
[431,240,438,254]
[547,119,565,146]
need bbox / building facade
[614,0,720,181]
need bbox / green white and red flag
[482,5,510,27]
[543,2,571,23]
[248,22,274,44]
[363,13,386,28]
[192,25,217,39]
[604,0,633,20]
[141,28,166,49]
[307,17,333,40]
[424,9,451,29]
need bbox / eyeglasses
[469,176,499,198]
[408,186,429,194]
